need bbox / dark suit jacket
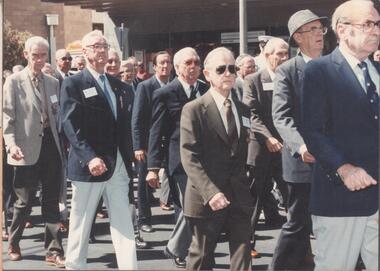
[60,68,134,182]
[301,48,379,216]
[147,77,208,176]
[180,91,253,218]
[243,68,282,166]
[272,55,312,183]
[53,69,65,87]
[131,76,162,151]
[233,77,244,101]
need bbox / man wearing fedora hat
[270,9,328,270]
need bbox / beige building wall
[4,0,92,49]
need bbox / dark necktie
[32,77,40,92]
[358,61,379,119]
[99,74,116,118]
[223,99,238,149]
[189,85,197,101]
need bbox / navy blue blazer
[60,68,134,182]
[272,55,313,183]
[147,77,208,176]
[131,76,162,151]
[302,48,379,216]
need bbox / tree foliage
[3,20,32,70]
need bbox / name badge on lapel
[242,116,251,128]
[83,87,98,98]
[50,94,58,103]
[263,82,274,91]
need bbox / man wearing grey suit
[3,36,65,267]
[242,37,289,258]
[270,10,327,270]
[180,47,253,270]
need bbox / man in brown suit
[180,47,253,270]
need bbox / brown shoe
[25,220,33,229]
[58,222,68,233]
[46,253,65,268]
[250,249,261,258]
[96,211,108,219]
[160,201,174,211]
[8,245,22,261]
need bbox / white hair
[332,0,375,34]
[235,54,254,67]
[24,36,49,52]
[173,47,199,75]
[81,30,107,48]
[204,47,234,71]
[55,48,70,60]
[264,37,289,55]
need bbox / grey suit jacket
[272,56,312,183]
[243,68,281,166]
[180,91,253,218]
[3,67,62,165]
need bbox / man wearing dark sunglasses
[180,47,253,270]
[270,9,327,271]
[146,47,208,268]
[242,37,289,260]
[53,49,72,87]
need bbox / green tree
[3,20,32,70]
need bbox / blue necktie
[358,62,379,120]
[99,74,116,118]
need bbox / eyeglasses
[61,56,72,61]
[215,65,238,75]
[297,26,328,35]
[107,59,120,64]
[184,59,201,66]
[341,20,380,33]
[86,43,110,51]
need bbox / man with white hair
[60,30,137,270]
[302,1,379,270]
[242,37,289,258]
[146,47,208,268]
[180,47,253,270]
[53,49,72,86]
[233,54,256,101]
[3,36,65,267]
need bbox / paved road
[2,181,314,270]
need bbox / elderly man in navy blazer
[270,9,328,270]
[301,1,379,270]
[60,30,137,270]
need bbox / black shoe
[140,224,154,233]
[265,215,286,226]
[164,247,186,268]
[89,235,97,244]
[135,236,148,249]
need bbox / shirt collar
[209,87,233,111]
[155,75,167,87]
[87,66,105,81]
[26,66,43,81]
[338,46,369,71]
[300,51,313,63]
[266,66,276,81]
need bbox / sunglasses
[215,65,238,75]
[61,56,72,61]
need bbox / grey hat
[288,9,327,47]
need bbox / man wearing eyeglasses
[53,49,72,86]
[270,9,327,270]
[146,47,208,268]
[180,47,252,270]
[242,37,289,259]
[60,30,137,270]
[301,1,379,270]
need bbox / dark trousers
[249,152,288,248]
[9,128,63,254]
[270,182,312,270]
[186,207,252,271]
[136,159,152,225]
